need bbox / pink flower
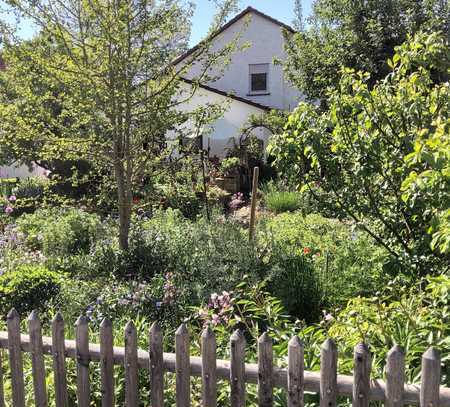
[4,206,13,215]
[8,195,16,202]
[211,314,221,326]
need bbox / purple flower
[4,206,13,215]
[8,195,16,202]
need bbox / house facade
[174,7,302,158]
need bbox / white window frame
[248,63,270,95]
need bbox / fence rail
[0,308,449,406]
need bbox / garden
[0,0,449,405]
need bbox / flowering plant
[228,192,245,210]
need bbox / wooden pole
[249,166,259,241]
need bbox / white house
[174,6,302,158]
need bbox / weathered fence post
[75,316,91,406]
[176,323,190,407]
[386,345,405,407]
[100,318,115,407]
[150,322,164,407]
[288,336,304,407]
[353,343,371,407]
[320,338,337,407]
[52,312,69,407]
[0,349,5,407]
[258,332,273,407]
[125,321,139,407]
[230,330,246,407]
[201,326,217,407]
[420,347,441,407]
[249,166,259,241]
[28,311,48,407]
[7,308,25,407]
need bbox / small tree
[268,32,450,274]
[0,0,239,249]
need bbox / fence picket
[420,347,441,407]
[320,338,337,407]
[150,322,164,407]
[288,336,304,407]
[0,350,4,407]
[75,316,91,406]
[7,308,25,407]
[52,312,69,407]
[28,311,48,407]
[125,321,139,407]
[258,332,273,407]
[230,330,246,407]
[1,312,450,407]
[100,318,115,407]
[176,323,190,407]
[386,345,405,407]
[353,343,371,407]
[201,326,217,407]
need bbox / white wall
[173,82,270,158]
[0,162,47,179]
[179,11,303,111]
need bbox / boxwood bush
[0,265,62,316]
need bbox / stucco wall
[172,82,270,158]
[0,162,47,179]
[179,11,303,111]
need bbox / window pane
[251,73,267,92]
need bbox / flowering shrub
[228,192,245,210]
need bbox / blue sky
[0,0,313,45]
[190,0,313,45]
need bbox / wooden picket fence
[0,309,450,407]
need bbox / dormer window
[249,64,269,95]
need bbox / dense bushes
[16,207,102,256]
[0,265,62,315]
[1,206,392,325]
[260,212,390,316]
[269,32,450,274]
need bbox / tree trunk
[115,160,132,251]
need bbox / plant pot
[214,176,240,194]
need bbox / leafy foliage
[16,207,102,257]
[269,32,450,274]
[259,212,390,316]
[283,0,449,102]
[0,0,239,249]
[262,181,302,213]
[0,265,62,315]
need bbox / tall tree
[283,0,449,103]
[0,0,238,249]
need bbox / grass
[264,190,301,213]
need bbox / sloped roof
[182,78,271,111]
[173,6,295,66]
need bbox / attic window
[249,64,269,94]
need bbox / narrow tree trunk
[115,160,132,251]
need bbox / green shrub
[13,176,49,202]
[262,181,302,213]
[16,207,102,256]
[259,212,391,316]
[0,265,62,315]
[265,190,301,213]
